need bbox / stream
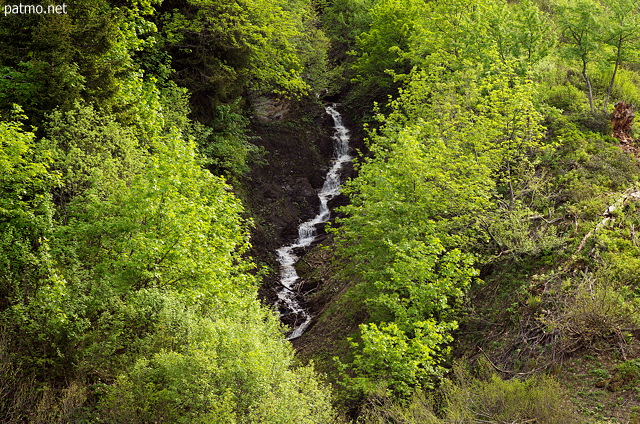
[275,104,352,340]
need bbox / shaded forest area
[3,0,640,422]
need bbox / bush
[439,367,579,423]
[545,278,640,354]
[338,321,455,399]
[357,362,579,423]
[356,390,441,424]
[607,359,640,392]
[592,67,640,110]
[573,111,613,135]
[97,307,336,424]
[543,84,587,113]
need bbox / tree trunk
[582,57,595,113]
[611,101,635,143]
[604,35,623,113]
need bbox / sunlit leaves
[162,0,311,104]
[0,117,57,304]
[334,19,547,397]
[333,123,482,396]
[342,321,454,397]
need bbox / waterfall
[275,105,352,340]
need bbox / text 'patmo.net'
[5,3,67,16]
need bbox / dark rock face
[278,309,309,329]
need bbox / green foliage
[357,363,579,423]
[98,302,335,423]
[540,196,640,353]
[322,0,640,418]
[552,0,603,112]
[439,366,579,423]
[548,0,640,112]
[598,0,640,110]
[53,127,253,299]
[9,0,640,419]
[0,114,57,306]
[339,321,456,398]
[351,0,420,90]
[543,84,588,113]
[44,103,144,208]
[317,0,377,48]
[543,276,640,353]
[608,359,640,391]
[0,334,87,424]
[546,120,637,225]
[593,67,640,107]
[296,9,332,95]
[195,103,263,179]
[0,0,160,123]
[160,0,314,110]
[481,203,567,257]
[400,0,552,77]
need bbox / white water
[276,105,352,340]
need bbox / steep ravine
[243,97,359,322]
[274,105,353,339]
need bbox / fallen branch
[565,186,640,270]
[478,347,540,377]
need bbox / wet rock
[299,279,320,295]
[279,310,307,329]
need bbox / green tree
[350,0,422,97]
[510,0,555,69]
[600,0,640,111]
[0,0,160,124]
[0,113,57,307]
[407,0,496,73]
[552,0,603,113]
[159,0,312,118]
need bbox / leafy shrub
[607,359,640,392]
[355,390,441,424]
[98,308,336,424]
[543,84,587,113]
[545,279,640,354]
[482,203,566,257]
[573,111,613,135]
[338,320,456,399]
[357,363,579,423]
[439,368,579,423]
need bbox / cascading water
[276,105,352,340]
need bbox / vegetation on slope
[5,0,640,422]
[294,0,640,421]
[0,0,335,422]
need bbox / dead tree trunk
[612,101,635,143]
